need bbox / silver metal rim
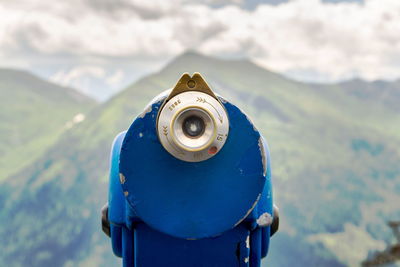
[157,91,229,162]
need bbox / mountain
[0,68,96,179]
[1,52,399,267]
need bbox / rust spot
[208,146,218,155]
[124,191,129,197]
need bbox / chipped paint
[218,96,228,104]
[139,132,143,138]
[245,114,258,132]
[124,191,129,197]
[256,212,273,227]
[258,138,267,177]
[246,235,250,248]
[119,173,126,184]
[138,105,152,118]
[138,89,172,119]
[152,89,172,103]
[234,193,261,227]
[244,257,249,263]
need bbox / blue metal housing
[107,92,274,267]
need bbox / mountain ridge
[0,68,96,179]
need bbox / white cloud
[1,0,400,92]
[50,66,110,99]
[199,0,400,81]
[106,70,125,87]
[51,66,105,88]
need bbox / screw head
[187,80,196,88]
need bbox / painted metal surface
[120,95,266,239]
[106,91,275,266]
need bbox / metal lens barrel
[157,91,229,162]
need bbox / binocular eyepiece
[157,74,229,162]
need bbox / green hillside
[0,69,96,179]
[0,52,399,267]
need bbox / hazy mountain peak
[164,50,279,77]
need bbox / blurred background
[0,0,399,266]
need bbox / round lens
[182,115,205,138]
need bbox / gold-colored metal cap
[164,72,218,103]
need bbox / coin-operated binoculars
[102,73,279,267]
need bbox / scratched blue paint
[108,131,127,225]
[107,92,274,266]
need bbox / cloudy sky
[1,0,399,100]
